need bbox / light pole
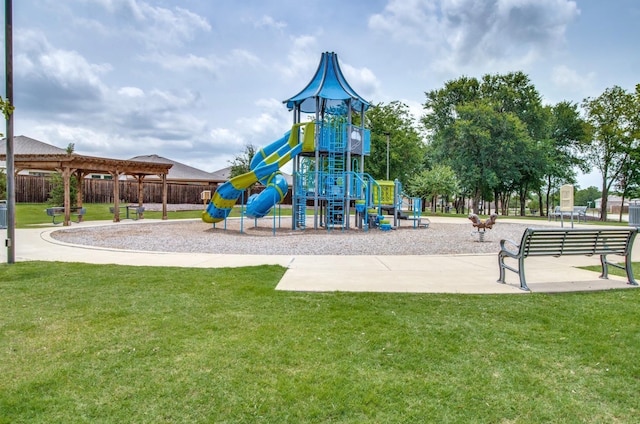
[385,132,390,180]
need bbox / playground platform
[2,217,639,294]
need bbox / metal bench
[548,206,588,227]
[45,207,86,224]
[497,227,638,291]
[128,206,145,220]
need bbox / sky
[1,0,639,188]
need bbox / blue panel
[363,129,371,155]
[283,52,370,114]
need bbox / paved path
[2,217,639,294]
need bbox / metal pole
[385,132,390,180]
[5,0,15,264]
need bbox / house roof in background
[209,166,232,181]
[1,135,68,155]
[1,136,172,176]
[129,154,221,182]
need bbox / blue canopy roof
[284,52,370,114]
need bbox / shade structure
[284,52,370,114]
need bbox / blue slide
[202,122,315,223]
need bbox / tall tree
[582,86,636,221]
[613,86,640,221]
[541,101,589,215]
[423,72,546,215]
[364,101,426,185]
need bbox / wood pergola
[2,153,173,226]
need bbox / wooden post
[111,171,121,222]
[136,174,145,219]
[161,173,168,220]
[75,170,85,222]
[61,166,72,226]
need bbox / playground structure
[202,52,425,232]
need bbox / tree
[47,172,77,206]
[406,164,459,212]
[479,72,549,216]
[574,186,601,207]
[1,96,13,199]
[0,169,6,199]
[541,101,589,215]
[229,144,257,179]
[612,84,640,221]
[365,101,426,185]
[0,95,14,137]
[422,72,548,216]
[582,86,636,221]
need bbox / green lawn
[2,261,640,423]
[12,203,243,228]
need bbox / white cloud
[278,36,319,80]
[253,15,287,31]
[140,52,219,73]
[369,0,579,72]
[118,86,145,98]
[78,0,211,47]
[342,64,380,101]
[551,65,596,96]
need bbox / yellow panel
[230,172,258,190]
[301,121,315,152]
[201,211,223,223]
[373,180,395,205]
[212,195,238,209]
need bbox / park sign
[560,184,574,212]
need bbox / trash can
[0,200,6,229]
[629,203,640,227]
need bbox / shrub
[47,172,77,206]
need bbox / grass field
[12,203,237,228]
[9,202,582,229]
[2,261,640,423]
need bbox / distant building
[594,195,640,213]
[128,154,224,185]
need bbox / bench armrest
[499,238,521,258]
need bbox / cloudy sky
[2,0,639,187]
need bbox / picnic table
[109,205,145,221]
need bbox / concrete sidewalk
[2,217,639,294]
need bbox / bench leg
[625,256,638,285]
[518,257,530,291]
[599,254,609,280]
[497,253,530,290]
[497,253,506,284]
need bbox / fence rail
[12,175,292,205]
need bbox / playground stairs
[325,125,346,230]
[293,166,307,229]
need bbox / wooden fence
[15,175,218,204]
[13,175,292,205]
